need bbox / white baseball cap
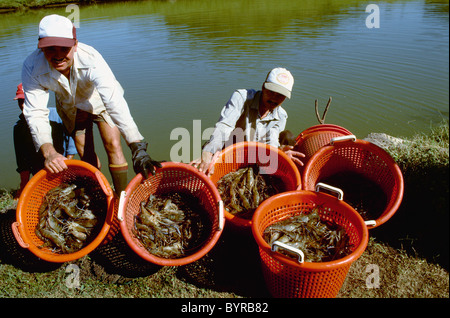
[38,14,77,48]
[264,67,294,99]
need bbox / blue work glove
[129,141,162,179]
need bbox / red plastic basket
[12,160,115,263]
[294,124,353,168]
[302,136,404,228]
[118,162,225,266]
[209,141,301,230]
[251,189,369,298]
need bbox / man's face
[261,87,287,111]
[42,43,77,74]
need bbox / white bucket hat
[264,67,294,99]
[38,14,77,48]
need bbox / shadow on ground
[371,165,449,270]
[177,225,271,297]
[0,209,61,273]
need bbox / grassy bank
[0,0,103,11]
[0,0,142,13]
[370,120,449,269]
[1,122,448,298]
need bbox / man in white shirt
[191,67,305,174]
[22,14,160,194]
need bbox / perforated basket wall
[209,141,301,230]
[13,160,115,263]
[302,139,404,228]
[119,162,224,266]
[251,190,368,298]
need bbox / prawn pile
[263,208,353,262]
[217,165,282,219]
[133,192,211,259]
[36,180,105,254]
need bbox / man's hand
[41,143,68,173]
[190,151,215,175]
[129,141,162,179]
[280,145,306,167]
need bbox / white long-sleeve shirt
[22,42,143,151]
[203,89,287,154]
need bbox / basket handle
[315,182,344,200]
[117,190,127,222]
[218,200,224,231]
[330,134,356,145]
[11,222,29,249]
[271,241,304,263]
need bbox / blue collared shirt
[47,107,77,156]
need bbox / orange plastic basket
[209,141,301,230]
[302,137,404,228]
[118,162,225,266]
[12,160,115,263]
[294,124,353,168]
[296,124,351,138]
[251,189,369,298]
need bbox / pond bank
[366,122,449,269]
[0,124,448,298]
[0,0,122,13]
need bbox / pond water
[0,0,448,189]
